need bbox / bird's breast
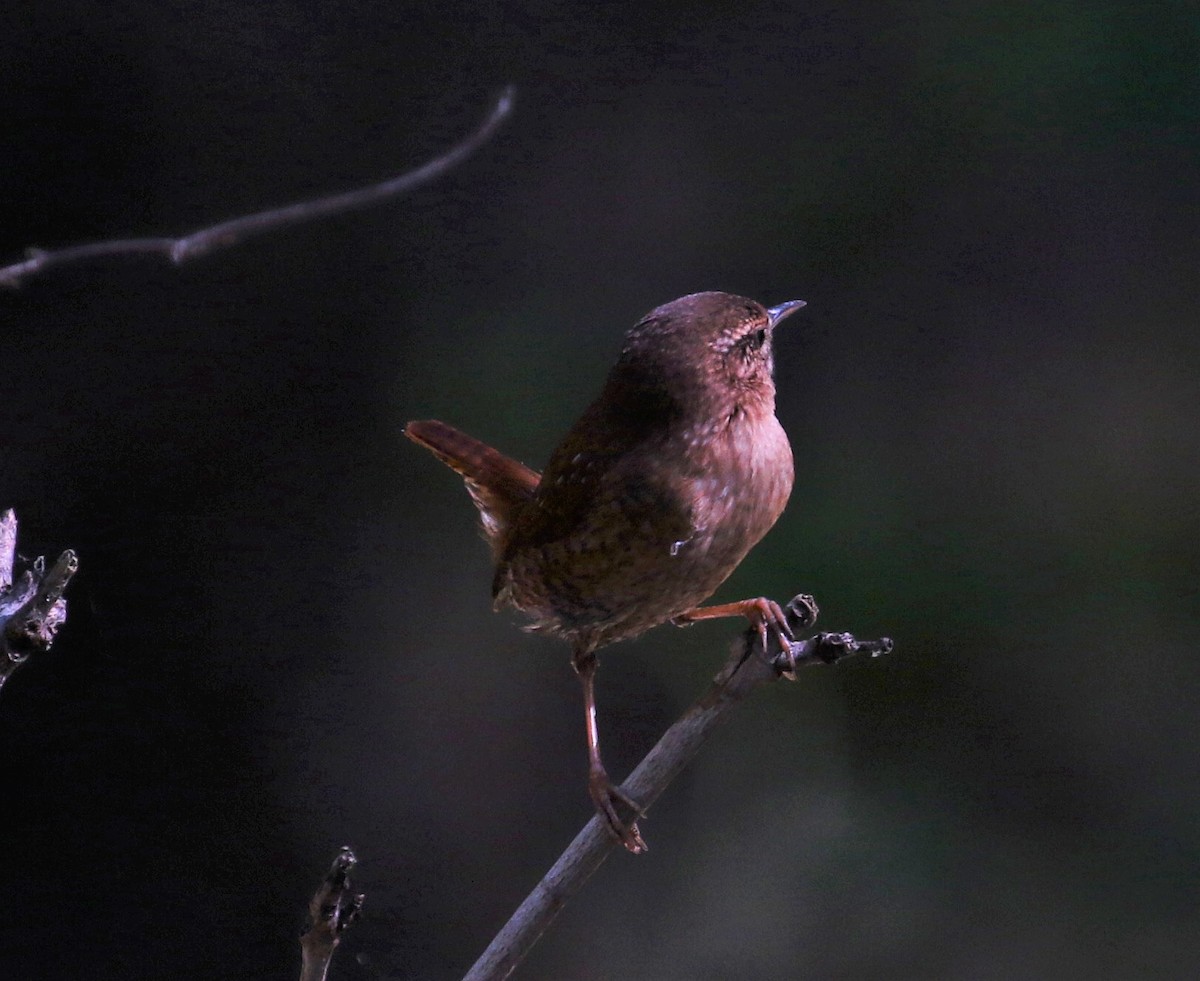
[675,410,793,571]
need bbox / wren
[406,290,805,853]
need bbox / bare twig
[0,510,78,699]
[0,86,515,288]
[300,846,364,981]
[0,509,16,592]
[463,594,892,981]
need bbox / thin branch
[0,86,515,288]
[462,595,892,981]
[300,846,364,981]
[0,510,78,699]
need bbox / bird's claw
[589,770,647,854]
[745,597,802,679]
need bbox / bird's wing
[501,411,695,553]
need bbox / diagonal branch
[0,509,78,699]
[462,594,892,981]
[0,86,515,288]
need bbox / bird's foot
[742,596,801,679]
[742,594,821,679]
[672,593,819,679]
[589,768,647,855]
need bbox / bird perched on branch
[406,290,805,853]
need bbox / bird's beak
[766,299,806,328]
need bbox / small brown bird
[406,291,805,853]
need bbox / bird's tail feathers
[405,419,540,553]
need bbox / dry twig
[0,509,78,699]
[463,595,892,981]
[300,847,364,981]
[0,87,514,287]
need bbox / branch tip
[785,593,820,631]
[494,84,517,117]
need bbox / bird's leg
[571,647,647,854]
[672,596,810,679]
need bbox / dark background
[2,2,1198,978]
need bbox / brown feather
[404,420,540,556]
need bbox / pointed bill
[766,299,806,328]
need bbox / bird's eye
[746,328,766,350]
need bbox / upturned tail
[405,419,540,555]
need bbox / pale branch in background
[300,847,364,981]
[463,595,892,981]
[0,509,78,699]
[0,86,515,288]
